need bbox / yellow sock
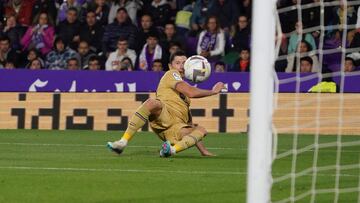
[173,129,205,153]
[121,104,151,142]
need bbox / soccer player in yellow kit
[107,51,225,157]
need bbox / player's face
[170,55,187,77]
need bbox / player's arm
[175,81,225,98]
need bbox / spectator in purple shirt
[138,32,163,71]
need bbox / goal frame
[246,0,277,202]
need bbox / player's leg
[107,98,162,154]
[160,125,208,157]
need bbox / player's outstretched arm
[175,81,225,98]
[196,141,215,156]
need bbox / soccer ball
[184,55,211,83]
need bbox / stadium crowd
[0,0,359,73]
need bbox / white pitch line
[0,166,358,178]
[0,142,359,153]
[0,142,237,150]
[0,166,244,176]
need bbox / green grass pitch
[0,130,358,203]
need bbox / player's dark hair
[169,50,186,63]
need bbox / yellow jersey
[156,69,191,124]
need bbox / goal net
[248,0,360,202]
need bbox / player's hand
[212,82,225,94]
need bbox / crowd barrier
[0,93,359,134]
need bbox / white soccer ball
[184,55,211,83]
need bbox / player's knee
[196,126,207,135]
[144,98,162,113]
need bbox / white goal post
[246,0,277,202]
[247,0,360,202]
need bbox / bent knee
[144,98,162,114]
[144,98,161,109]
[195,126,207,135]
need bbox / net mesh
[271,0,360,202]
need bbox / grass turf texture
[0,130,358,203]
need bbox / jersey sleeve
[163,70,183,89]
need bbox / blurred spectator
[118,56,134,71]
[162,41,181,68]
[57,0,82,23]
[23,48,44,68]
[208,0,239,32]
[160,22,186,56]
[174,5,192,32]
[27,58,44,70]
[76,0,90,5]
[344,57,356,72]
[0,1,4,29]
[230,47,250,72]
[330,3,357,30]
[0,36,21,67]
[102,7,138,55]
[4,60,15,69]
[1,14,25,51]
[67,57,80,70]
[323,30,344,72]
[4,0,36,26]
[79,11,104,53]
[77,40,96,69]
[108,0,142,25]
[176,0,191,10]
[136,14,160,53]
[277,0,297,33]
[231,15,250,52]
[238,0,251,19]
[299,56,313,73]
[302,0,320,29]
[57,7,81,50]
[32,0,57,23]
[196,16,225,62]
[106,37,136,71]
[286,40,319,73]
[86,0,109,27]
[45,37,80,70]
[138,32,162,71]
[214,61,226,72]
[288,21,316,54]
[275,33,289,72]
[190,0,214,33]
[85,55,101,70]
[147,0,172,28]
[21,12,55,56]
[151,58,163,71]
